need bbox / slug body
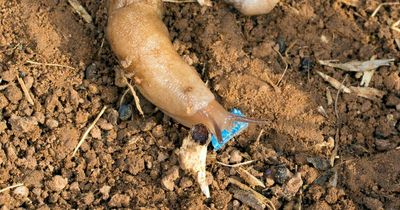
[225,0,279,16]
[107,0,262,141]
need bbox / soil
[0,0,399,209]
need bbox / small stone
[141,118,157,131]
[45,119,59,129]
[85,63,97,80]
[265,177,275,187]
[100,185,111,199]
[229,150,243,163]
[385,94,400,107]
[161,166,180,191]
[283,173,303,197]
[88,83,99,94]
[97,119,113,130]
[118,104,132,121]
[75,111,89,124]
[9,115,38,133]
[232,200,240,207]
[5,84,22,104]
[13,185,29,198]
[90,125,102,139]
[69,182,80,192]
[23,76,34,89]
[274,165,292,185]
[1,70,16,82]
[108,193,130,207]
[47,175,68,192]
[179,177,193,189]
[82,192,94,205]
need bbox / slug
[107,0,272,142]
[226,0,280,16]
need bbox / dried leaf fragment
[231,188,266,210]
[229,178,275,210]
[316,71,351,93]
[318,59,394,72]
[68,0,93,24]
[237,167,265,188]
[349,86,386,101]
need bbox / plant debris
[237,167,266,188]
[68,0,93,23]
[318,59,394,72]
[316,71,351,93]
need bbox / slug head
[187,100,267,144]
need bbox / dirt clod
[47,176,68,192]
[161,166,180,191]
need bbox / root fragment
[0,183,24,194]
[72,106,108,157]
[17,75,34,106]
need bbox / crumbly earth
[0,0,399,209]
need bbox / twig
[284,40,297,58]
[68,0,93,23]
[72,106,108,156]
[126,80,144,117]
[17,75,34,106]
[334,74,348,119]
[330,128,340,167]
[119,88,130,107]
[273,48,289,86]
[0,183,24,193]
[229,178,276,210]
[371,2,400,17]
[216,160,255,168]
[26,60,75,70]
[255,129,265,145]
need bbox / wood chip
[326,87,333,105]
[17,75,34,106]
[68,0,93,24]
[316,71,351,93]
[237,167,266,188]
[318,59,394,72]
[229,178,275,210]
[349,86,386,101]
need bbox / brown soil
[0,0,399,209]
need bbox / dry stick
[229,178,276,210]
[255,129,265,145]
[0,183,24,193]
[72,106,108,157]
[216,160,255,168]
[273,48,289,86]
[330,75,347,167]
[26,60,75,70]
[68,0,93,23]
[126,80,144,117]
[119,88,130,107]
[17,75,34,106]
[371,2,400,17]
[334,74,348,119]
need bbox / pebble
[82,192,95,205]
[118,104,132,121]
[100,185,111,199]
[97,119,114,130]
[13,185,29,198]
[90,125,102,139]
[108,193,130,207]
[229,150,243,163]
[179,177,193,189]
[47,175,68,192]
[45,119,59,129]
[1,70,16,82]
[85,63,97,80]
[274,165,292,185]
[161,166,180,191]
[5,84,22,104]
[265,177,275,187]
